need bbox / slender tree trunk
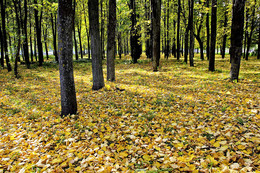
[89,0,105,90]
[0,27,4,67]
[177,0,181,60]
[221,9,227,59]
[245,1,256,61]
[58,0,77,116]
[44,27,49,60]
[13,0,21,78]
[209,0,217,72]
[73,26,78,60]
[130,0,142,63]
[184,29,189,64]
[1,0,12,71]
[78,24,83,59]
[29,10,34,62]
[100,0,105,59]
[189,0,194,67]
[118,32,122,59]
[257,25,260,59]
[23,0,30,68]
[51,13,58,62]
[151,0,161,72]
[230,0,246,81]
[206,0,210,60]
[107,0,116,81]
[34,30,38,61]
[83,3,91,60]
[243,8,248,59]
[165,0,170,59]
[34,0,43,66]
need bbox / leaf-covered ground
[0,55,259,172]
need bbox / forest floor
[0,54,259,172]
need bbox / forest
[0,0,260,172]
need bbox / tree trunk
[130,0,142,63]
[118,32,122,59]
[189,0,194,67]
[245,1,256,61]
[51,13,58,62]
[184,28,189,64]
[165,0,170,59]
[107,0,116,81]
[23,0,30,68]
[34,0,44,66]
[78,24,83,59]
[151,0,161,72]
[58,0,77,116]
[206,0,210,60]
[73,26,78,60]
[1,0,12,71]
[221,9,227,59]
[230,0,246,81]
[44,27,49,60]
[0,26,4,67]
[257,22,260,59]
[29,9,34,62]
[209,0,217,72]
[83,3,91,60]
[13,0,21,78]
[89,0,105,90]
[177,0,181,60]
[243,8,248,59]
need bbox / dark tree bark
[29,9,34,62]
[243,8,249,59]
[184,28,189,64]
[230,0,246,81]
[58,0,77,116]
[73,0,78,60]
[77,24,83,59]
[73,26,78,60]
[221,8,228,59]
[0,26,4,68]
[43,27,49,60]
[189,0,194,67]
[257,22,260,59]
[100,0,105,60]
[51,13,58,62]
[145,0,152,59]
[165,0,170,59]
[151,0,161,72]
[13,0,21,78]
[209,0,217,72]
[107,0,116,81]
[206,0,210,60]
[1,0,12,71]
[23,0,30,68]
[245,0,256,61]
[172,20,176,58]
[130,0,142,63]
[177,0,181,60]
[34,0,44,66]
[89,0,105,90]
[118,32,122,59]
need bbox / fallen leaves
[0,55,259,172]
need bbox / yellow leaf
[119,152,128,158]
[75,166,81,171]
[238,145,246,150]
[154,146,161,151]
[143,154,151,161]
[213,142,220,148]
[51,158,63,164]
[93,129,98,133]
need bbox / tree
[151,0,161,72]
[206,0,210,60]
[230,0,246,81]
[89,0,105,90]
[188,0,194,67]
[107,0,116,81]
[1,0,12,72]
[34,0,44,66]
[209,0,217,71]
[23,0,30,69]
[258,25,260,60]
[130,0,142,64]
[58,0,77,116]
[176,0,181,60]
